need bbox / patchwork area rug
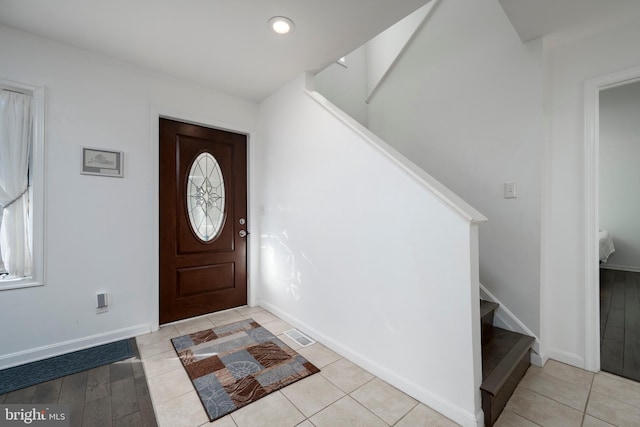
[171,318,320,421]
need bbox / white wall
[542,16,640,366]
[314,47,369,127]
[314,1,435,127]
[599,81,640,271]
[257,74,484,427]
[365,1,435,99]
[367,0,544,337]
[0,24,258,368]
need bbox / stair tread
[480,300,499,319]
[481,326,534,395]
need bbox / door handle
[239,230,248,238]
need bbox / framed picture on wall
[81,147,124,178]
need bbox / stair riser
[482,349,531,427]
[481,311,493,345]
[481,311,495,346]
[480,300,499,347]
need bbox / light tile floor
[137,306,640,427]
[136,306,457,427]
[497,360,640,427]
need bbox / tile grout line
[508,365,640,426]
[147,381,194,412]
[348,374,377,396]
[390,401,419,426]
[503,387,571,426]
[508,409,544,426]
[277,388,315,424]
[346,377,410,426]
[317,360,354,393]
[505,364,594,425]
[527,361,595,388]
[580,371,596,427]
[527,382,588,412]
[279,350,350,421]
[342,393,392,427]
[516,379,589,414]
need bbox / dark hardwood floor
[0,342,157,427]
[600,268,640,382]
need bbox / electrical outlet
[96,292,108,314]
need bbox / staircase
[480,300,535,426]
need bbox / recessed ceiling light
[268,16,295,35]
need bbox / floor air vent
[283,329,316,347]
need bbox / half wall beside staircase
[257,73,488,426]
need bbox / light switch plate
[504,182,517,199]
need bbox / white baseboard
[0,324,151,370]
[260,301,483,427]
[530,351,545,367]
[543,349,586,371]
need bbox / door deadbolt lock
[239,230,248,238]
[239,218,246,225]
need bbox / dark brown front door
[159,118,247,324]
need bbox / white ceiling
[4,0,640,101]
[0,0,431,101]
[498,0,640,42]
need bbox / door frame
[149,106,257,332]
[584,65,640,371]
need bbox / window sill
[0,276,44,291]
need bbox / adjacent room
[599,79,640,382]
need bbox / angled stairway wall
[316,0,544,342]
[256,73,487,427]
[367,0,544,341]
[314,0,439,128]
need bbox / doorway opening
[585,66,640,376]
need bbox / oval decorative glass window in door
[187,152,225,242]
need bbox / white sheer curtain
[0,90,32,278]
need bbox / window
[0,79,45,290]
[187,152,225,242]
